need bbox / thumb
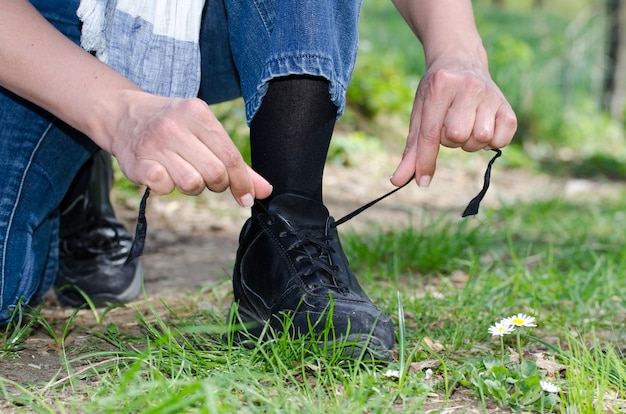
[247,166,273,200]
[390,151,418,187]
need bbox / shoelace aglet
[461,148,501,217]
[125,187,150,264]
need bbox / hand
[0,1,272,207]
[104,92,272,206]
[390,61,517,188]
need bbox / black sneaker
[231,193,395,360]
[55,150,142,307]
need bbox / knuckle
[219,147,243,170]
[473,127,493,143]
[204,164,229,191]
[143,165,175,194]
[445,127,467,143]
[465,77,486,95]
[427,70,453,94]
[146,115,179,140]
[183,98,211,118]
[430,68,454,83]
[178,173,205,195]
[144,164,168,184]
[504,111,518,132]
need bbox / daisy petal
[540,380,560,393]
[504,313,537,327]
[488,320,515,336]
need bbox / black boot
[55,150,143,307]
[231,193,395,360]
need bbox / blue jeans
[0,0,361,322]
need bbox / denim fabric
[198,0,242,104]
[0,95,96,322]
[0,0,361,322]
[224,0,362,122]
[0,0,96,323]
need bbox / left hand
[390,59,517,188]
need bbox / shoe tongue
[267,194,330,228]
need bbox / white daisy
[488,320,515,336]
[382,369,401,379]
[540,380,560,393]
[503,313,537,328]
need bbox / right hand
[102,91,272,207]
[0,1,271,208]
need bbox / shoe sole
[228,302,394,362]
[56,262,144,308]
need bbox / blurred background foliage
[211,0,626,181]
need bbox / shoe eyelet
[261,214,275,226]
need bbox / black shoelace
[124,149,502,264]
[281,223,346,290]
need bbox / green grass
[3,189,626,412]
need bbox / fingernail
[419,175,431,189]
[240,193,254,208]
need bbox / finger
[413,90,447,188]
[133,159,176,195]
[390,84,426,187]
[468,104,496,151]
[246,166,273,200]
[149,134,231,195]
[163,152,210,196]
[202,137,258,207]
[179,105,262,207]
[458,103,496,153]
[441,99,476,149]
[159,111,249,204]
[222,159,255,207]
[491,103,518,148]
[390,147,418,187]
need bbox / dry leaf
[508,347,520,364]
[304,363,321,372]
[533,353,566,376]
[423,336,445,353]
[409,359,440,373]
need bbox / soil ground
[0,148,621,413]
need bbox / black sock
[250,75,337,205]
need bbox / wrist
[423,41,489,74]
[83,88,147,155]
